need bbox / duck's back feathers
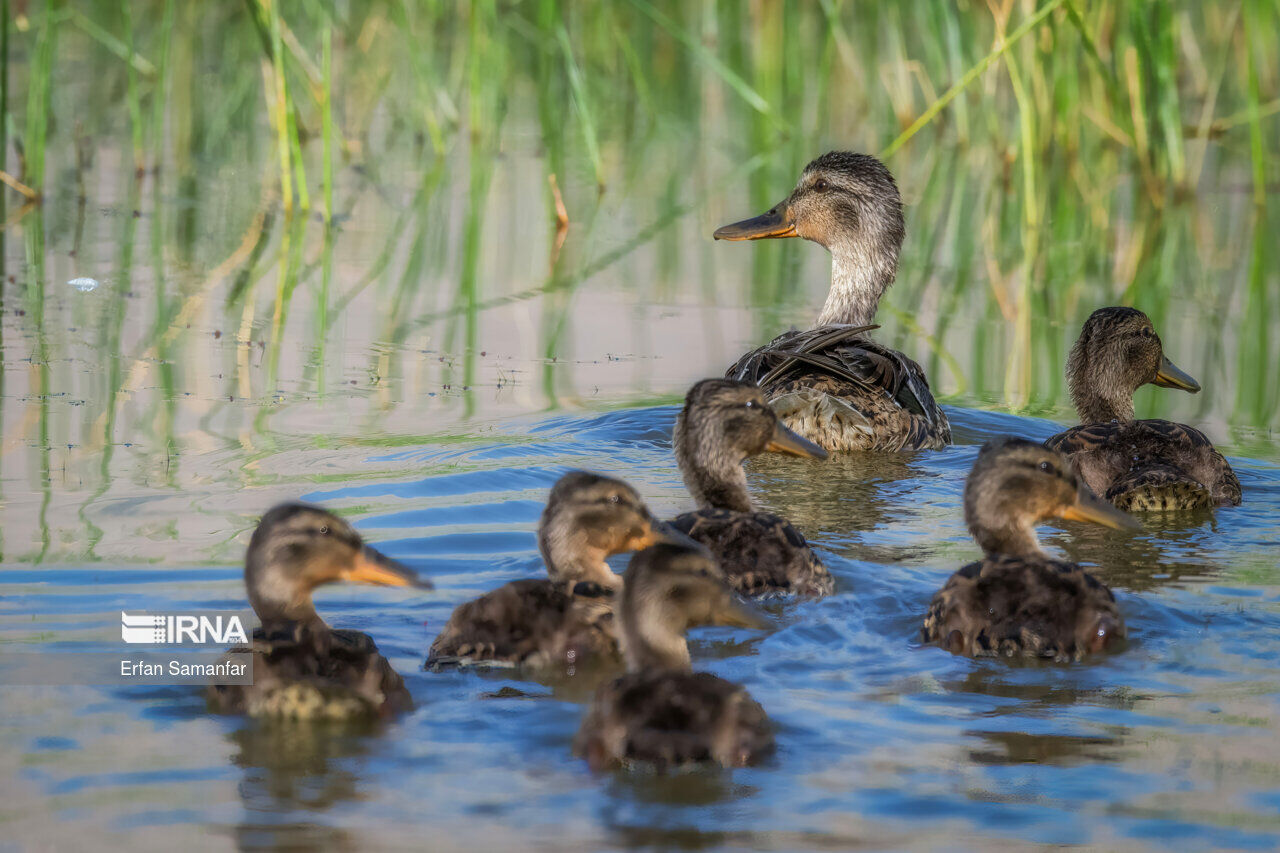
[207,626,410,720]
[426,579,619,672]
[727,325,949,451]
[574,670,773,771]
[669,508,833,598]
[1046,419,1241,509]
[922,554,1124,662]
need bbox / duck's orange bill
[765,421,829,460]
[1058,489,1141,530]
[713,594,771,631]
[344,547,433,589]
[1152,356,1201,393]
[713,202,797,241]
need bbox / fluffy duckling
[207,503,430,720]
[717,151,949,452]
[426,471,667,673]
[669,378,834,598]
[1045,307,1241,510]
[922,438,1139,662]
[574,543,773,771]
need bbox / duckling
[668,378,834,598]
[922,438,1139,662]
[573,542,773,771]
[716,151,949,452]
[1045,307,1241,510]
[207,503,430,720]
[426,471,667,673]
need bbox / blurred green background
[0,0,1276,561]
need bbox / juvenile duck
[1045,307,1241,510]
[574,542,773,771]
[922,438,1139,662]
[716,151,949,452]
[426,471,667,673]
[669,378,834,598]
[207,503,430,720]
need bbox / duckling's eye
[743,400,758,410]
[1038,461,1053,474]
[812,178,829,192]
[608,494,621,504]
[319,525,330,535]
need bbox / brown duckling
[922,438,1139,662]
[669,378,834,598]
[717,151,949,452]
[207,503,430,720]
[426,471,668,673]
[574,542,773,771]
[1045,307,1241,510]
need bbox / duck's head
[965,438,1139,558]
[245,503,429,629]
[674,378,827,513]
[538,471,672,590]
[618,542,769,672]
[714,152,904,326]
[1067,306,1200,423]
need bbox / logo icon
[120,612,250,645]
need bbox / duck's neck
[673,417,753,513]
[620,600,691,673]
[1070,376,1134,424]
[246,572,325,633]
[539,530,619,590]
[971,522,1047,561]
[814,243,896,327]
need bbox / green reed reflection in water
[0,1,1276,562]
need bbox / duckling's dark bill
[713,593,772,631]
[1058,489,1141,531]
[765,421,829,460]
[713,205,797,241]
[1153,356,1201,393]
[344,546,433,588]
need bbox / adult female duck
[1045,307,1241,510]
[574,542,773,771]
[716,151,949,452]
[922,438,1139,662]
[426,471,669,674]
[207,503,431,720]
[669,378,833,598]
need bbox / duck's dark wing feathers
[206,625,410,719]
[574,670,773,771]
[727,324,949,451]
[922,554,1124,662]
[1046,419,1241,508]
[426,578,618,671]
[668,508,833,598]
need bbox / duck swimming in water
[668,378,833,598]
[574,542,773,771]
[1045,307,1241,511]
[717,151,949,453]
[426,471,668,674]
[922,438,1139,662]
[207,503,430,720]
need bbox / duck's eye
[319,525,330,535]
[744,400,758,410]
[1038,461,1053,474]
[608,494,621,504]
[813,178,829,192]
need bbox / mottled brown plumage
[574,543,773,771]
[716,152,949,452]
[668,378,833,598]
[207,503,430,719]
[922,438,1138,662]
[1045,307,1241,510]
[426,471,665,673]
